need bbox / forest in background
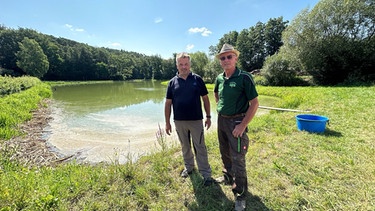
[0,15,286,83]
[1,0,374,85]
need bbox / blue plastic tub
[296,114,329,133]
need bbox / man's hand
[205,118,211,130]
[165,122,172,135]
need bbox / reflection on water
[52,81,165,115]
[46,81,279,164]
[47,81,170,164]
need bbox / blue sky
[1,0,319,59]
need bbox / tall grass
[0,79,52,140]
[0,75,41,96]
[1,83,374,210]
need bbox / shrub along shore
[1,77,374,210]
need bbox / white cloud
[102,42,122,49]
[186,44,194,51]
[154,17,163,23]
[64,24,73,29]
[64,24,85,32]
[110,42,122,47]
[188,27,212,37]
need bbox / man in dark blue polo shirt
[164,52,213,186]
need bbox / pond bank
[3,97,272,166]
[2,99,63,166]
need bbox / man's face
[219,53,237,70]
[177,57,191,74]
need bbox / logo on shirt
[229,82,237,88]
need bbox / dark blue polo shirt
[166,72,208,121]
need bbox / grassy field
[1,84,374,210]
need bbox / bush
[281,0,375,85]
[262,54,307,86]
[0,75,41,96]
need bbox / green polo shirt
[214,68,258,116]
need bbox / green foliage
[253,75,268,86]
[263,53,296,86]
[0,26,176,81]
[161,58,176,79]
[215,31,239,54]
[148,55,164,80]
[0,27,20,71]
[16,37,49,78]
[0,75,41,96]
[216,17,288,72]
[262,53,309,86]
[238,18,288,71]
[189,51,209,78]
[0,76,51,140]
[281,0,375,85]
[3,1,374,86]
[204,59,222,83]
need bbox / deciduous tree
[16,37,49,78]
[281,0,375,85]
[190,51,209,77]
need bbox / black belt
[219,113,246,118]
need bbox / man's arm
[202,95,211,129]
[164,99,173,135]
[232,97,259,137]
[214,92,219,103]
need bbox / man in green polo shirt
[214,44,259,211]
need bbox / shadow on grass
[246,191,272,211]
[299,128,342,137]
[186,172,270,211]
[320,128,343,137]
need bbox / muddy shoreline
[2,99,65,167]
[2,98,167,166]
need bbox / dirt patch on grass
[1,99,63,167]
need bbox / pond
[46,81,279,164]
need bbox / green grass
[0,76,42,96]
[0,81,52,139]
[1,84,374,210]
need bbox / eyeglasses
[219,55,235,61]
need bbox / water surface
[46,81,279,164]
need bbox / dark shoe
[203,177,214,186]
[180,169,192,178]
[234,198,246,211]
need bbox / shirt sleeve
[244,74,258,100]
[166,80,173,99]
[214,78,219,93]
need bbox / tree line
[0,16,287,83]
[1,0,374,85]
[0,26,178,81]
[214,0,374,86]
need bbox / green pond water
[46,81,279,163]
